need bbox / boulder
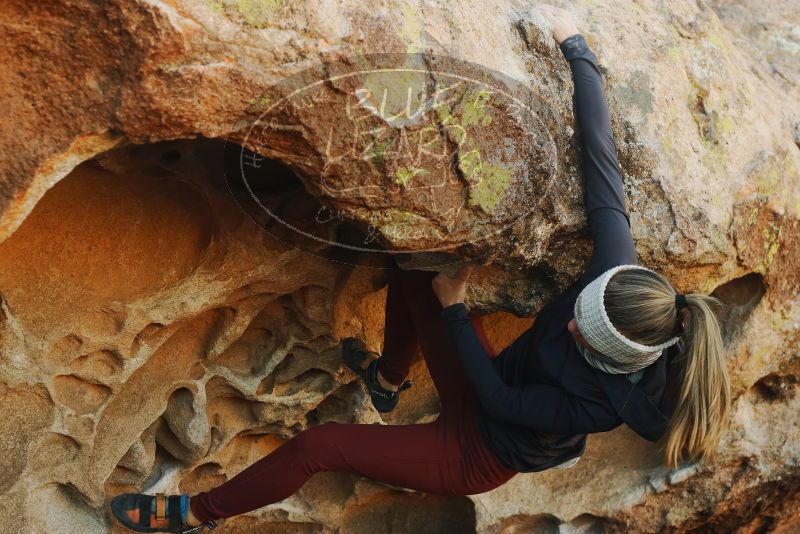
[0,0,798,532]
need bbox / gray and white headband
[574,264,681,374]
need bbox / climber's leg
[391,267,473,412]
[189,265,516,524]
[376,261,496,403]
[189,416,502,523]
[373,264,421,387]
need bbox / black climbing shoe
[342,337,412,413]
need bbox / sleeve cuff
[440,302,470,320]
[559,34,600,67]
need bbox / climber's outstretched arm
[560,33,638,280]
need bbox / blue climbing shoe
[110,492,218,533]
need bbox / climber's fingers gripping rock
[535,4,580,45]
[432,265,473,309]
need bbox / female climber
[111,5,732,532]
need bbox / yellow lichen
[207,0,284,28]
[666,45,683,62]
[460,88,493,128]
[765,239,780,266]
[394,166,428,186]
[467,161,513,213]
[706,33,727,52]
[715,114,735,137]
[458,148,481,179]
[748,206,759,227]
[762,221,782,267]
[248,94,272,107]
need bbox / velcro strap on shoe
[168,495,185,527]
[155,492,167,520]
[138,497,152,527]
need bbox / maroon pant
[190,267,517,522]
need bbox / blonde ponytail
[604,270,733,468]
[662,293,732,468]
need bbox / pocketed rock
[0,1,799,532]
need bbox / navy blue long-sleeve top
[440,34,681,472]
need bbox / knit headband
[574,264,682,373]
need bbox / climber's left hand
[432,265,473,308]
[536,4,580,45]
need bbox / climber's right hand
[536,4,580,45]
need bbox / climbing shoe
[110,492,218,533]
[342,337,412,413]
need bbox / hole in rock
[108,464,143,488]
[68,349,123,380]
[47,334,84,367]
[750,373,799,403]
[257,373,276,395]
[277,303,315,339]
[29,432,80,472]
[130,442,183,488]
[268,350,324,386]
[0,137,221,338]
[142,164,178,177]
[272,368,333,397]
[109,426,159,490]
[222,143,381,264]
[709,272,766,344]
[52,374,112,415]
[133,441,181,490]
[306,382,361,425]
[205,378,260,429]
[189,361,206,380]
[213,325,276,376]
[159,149,182,163]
